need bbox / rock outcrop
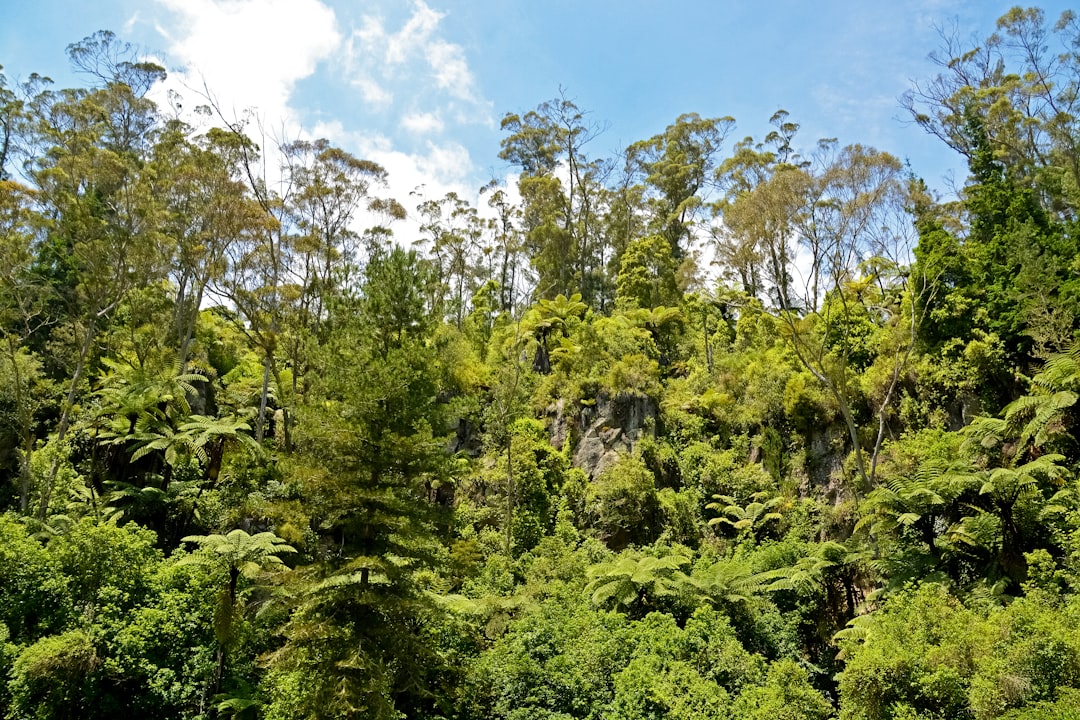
[567,392,657,478]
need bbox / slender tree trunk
[214,565,240,695]
[271,361,292,451]
[504,433,514,557]
[502,322,524,556]
[870,342,909,483]
[174,273,190,352]
[780,310,869,490]
[8,338,34,514]
[39,322,96,519]
[842,573,857,618]
[177,281,205,367]
[836,393,869,491]
[19,431,34,515]
[703,307,713,372]
[871,282,929,482]
[256,350,272,444]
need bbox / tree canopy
[3,13,1080,719]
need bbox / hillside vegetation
[3,8,1080,719]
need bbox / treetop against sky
[2,0,1076,208]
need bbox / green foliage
[9,630,101,720]
[46,518,161,618]
[615,235,681,310]
[708,491,785,540]
[9,18,1080,720]
[585,551,693,618]
[838,585,1080,720]
[505,419,568,555]
[585,454,662,549]
[0,514,69,641]
[97,559,219,718]
[732,658,834,720]
[466,598,633,719]
[689,556,766,610]
[784,370,838,434]
[262,576,445,720]
[607,652,731,720]
[180,529,294,651]
[466,600,763,720]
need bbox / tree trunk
[255,350,272,443]
[177,281,205,367]
[38,322,96,519]
[504,433,514,557]
[8,338,34,514]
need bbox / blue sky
[2,0,1074,207]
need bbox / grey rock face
[569,392,657,478]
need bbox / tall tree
[281,138,398,402]
[0,179,52,511]
[717,126,913,487]
[789,143,911,486]
[150,123,264,367]
[715,117,811,309]
[202,123,283,444]
[265,246,448,718]
[0,67,26,181]
[904,8,1080,363]
[903,7,1080,209]
[501,93,609,304]
[416,190,486,328]
[631,112,734,260]
[481,182,529,315]
[27,34,166,517]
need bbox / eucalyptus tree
[280,138,398,404]
[25,34,167,517]
[0,179,52,511]
[481,182,529,314]
[416,190,487,328]
[603,147,651,283]
[903,7,1080,207]
[714,111,811,310]
[150,122,264,367]
[794,143,917,485]
[284,138,390,310]
[0,67,25,180]
[202,121,289,445]
[500,94,609,304]
[712,112,807,302]
[904,8,1080,362]
[614,234,682,310]
[717,125,914,487]
[630,112,734,260]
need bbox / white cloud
[155,0,341,127]
[385,2,443,65]
[401,111,444,135]
[353,76,394,107]
[311,119,477,241]
[143,0,492,247]
[307,118,475,202]
[426,40,475,101]
[344,0,490,121]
